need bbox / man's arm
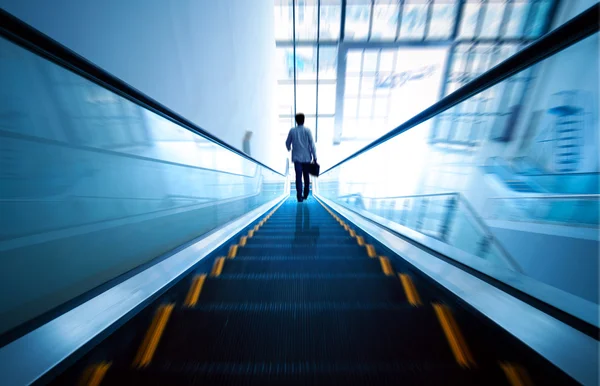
[308,129,317,162]
[285,130,292,151]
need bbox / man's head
[295,113,305,126]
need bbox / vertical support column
[367,0,375,41]
[333,0,347,144]
[293,0,297,115]
[423,0,434,40]
[395,0,405,41]
[315,0,321,142]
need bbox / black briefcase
[307,162,320,177]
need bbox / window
[428,1,458,39]
[345,0,372,40]
[274,0,558,150]
[399,1,428,39]
[371,0,400,40]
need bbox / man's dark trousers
[294,162,311,201]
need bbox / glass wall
[0,37,286,335]
[317,32,599,325]
[274,0,559,169]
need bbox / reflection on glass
[318,34,600,319]
[527,0,553,38]
[503,1,529,38]
[0,37,286,335]
[479,2,505,38]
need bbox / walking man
[285,113,317,202]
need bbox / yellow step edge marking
[184,274,207,307]
[399,274,422,307]
[211,257,226,276]
[433,303,476,369]
[228,245,238,258]
[132,304,174,368]
[378,256,394,275]
[239,236,247,247]
[356,236,365,246]
[500,362,533,386]
[343,224,349,231]
[349,229,356,238]
[247,229,255,238]
[365,244,377,258]
[79,361,111,386]
[253,225,260,232]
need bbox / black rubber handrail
[0,8,286,177]
[322,3,599,175]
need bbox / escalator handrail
[333,191,522,272]
[321,3,599,175]
[0,8,286,178]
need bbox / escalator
[52,195,575,385]
[0,5,598,386]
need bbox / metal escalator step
[237,245,365,257]
[259,225,344,230]
[151,307,456,364]
[221,258,382,274]
[257,226,347,231]
[267,217,335,221]
[253,231,350,238]
[196,276,406,304]
[231,254,369,261]
[189,302,418,311]
[243,240,359,246]
[101,361,510,385]
[249,235,355,243]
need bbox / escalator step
[259,226,345,231]
[249,235,353,241]
[230,254,373,261]
[237,245,366,258]
[256,228,349,234]
[221,258,382,274]
[247,236,356,245]
[195,276,406,304]
[150,307,456,363]
[101,361,510,385]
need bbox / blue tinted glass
[528,0,553,37]
[0,37,286,334]
[317,33,600,320]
